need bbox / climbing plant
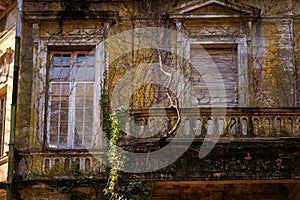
[103,107,151,200]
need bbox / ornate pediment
[169,0,260,20]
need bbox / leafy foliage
[104,108,151,200]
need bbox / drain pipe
[6,0,22,199]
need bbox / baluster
[161,116,169,137]
[242,118,247,136]
[85,158,91,172]
[253,118,259,136]
[125,121,131,136]
[54,158,60,173]
[138,118,145,138]
[264,118,270,136]
[218,118,224,136]
[230,118,236,136]
[287,118,293,135]
[129,117,136,137]
[44,158,50,173]
[149,117,158,137]
[207,118,213,135]
[275,118,282,135]
[75,158,80,170]
[185,118,191,136]
[195,119,202,136]
[64,158,70,172]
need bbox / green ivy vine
[103,107,151,200]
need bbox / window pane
[62,55,71,66]
[77,54,85,66]
[86,67,95,80]
[74,123,83,147]
[84,122,93,133]
[85,109,93,123]
[84,121,93,148]
[59,136,68,147]
[50,111,59,121]
[50,125,58,135]
[61,101,69,109]
[60,110,68,122]
[49,136,58,147]
[85,96,93,109]
[52,55,61,66]
[84,136,92,149]
[86,54,95,66]
[76,83,84,94]
[51,100,59,110]
[75,109,83,122]
[74,133,82,147]
[74,54,95,81]
[51,84,60,95]
[75,123,83,135]
[86,84,93,95]
[75,97,84,108]
[61,84,70,96]
[75,69,86,81]
[60,122,68,134]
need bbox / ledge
[23,10,120,23]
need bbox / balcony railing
[126,108,300,141]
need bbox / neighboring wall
[0,5,16,183]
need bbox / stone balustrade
[128,108,300,140]
[17,151,106,180]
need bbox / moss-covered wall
[14,0,300,167]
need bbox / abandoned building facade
[0,0,300,199]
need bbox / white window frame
[31,27,105,150]
[47,51,100,149]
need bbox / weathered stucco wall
[13,0,300,199]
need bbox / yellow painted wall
[0,5,17,182]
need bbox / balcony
[16,108,300,180]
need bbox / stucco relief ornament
[95,27,227,173]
